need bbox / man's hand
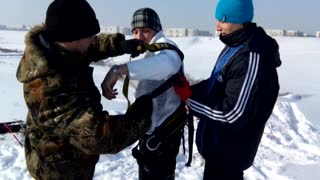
[101,66,121,100]
[119,39,146,58]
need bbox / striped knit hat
[131,8,162,32]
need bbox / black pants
[203,159,244,180]
[133,129,182,180]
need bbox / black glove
[119,39,146,58]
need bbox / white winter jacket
[127,31,182,134]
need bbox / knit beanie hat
[131,8,162,32]
[215,0,254,24]
[45,0,100,42]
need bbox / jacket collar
[219,23,257,47]
[149,30,164,44]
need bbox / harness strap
[152,103,186,138]
[142,43,184,60]
[148,73,180,99]
[141,103,186,153]
[122,59,132,109]
[185,111,194,167]
[122,42,184,108]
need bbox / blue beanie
[215,0,254,24]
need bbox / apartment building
[164,28,188,37]
[164,28,211,37]
[265,29,286,37]
[286,30,304,37]
[102,26,131,35]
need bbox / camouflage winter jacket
[16,25,151,179]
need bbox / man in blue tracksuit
[187,0,282,179]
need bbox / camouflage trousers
[26,140,99,180]
[29,154,98,180]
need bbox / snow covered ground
[1,30,320,180]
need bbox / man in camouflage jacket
[16,0,150,179]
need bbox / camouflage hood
[17,24,55,83]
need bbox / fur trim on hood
[16,24,55,83]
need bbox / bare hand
[101,67,120,100]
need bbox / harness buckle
[146,135,161,151]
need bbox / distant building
[101,26,131,35]
[119,27,131,35]
[20,25,29,31]
[164,28,212,37]
[303,33,315,37]
[265,29,312,37]
[187,28,199,36]
[102,26,118,34]
[7,25,28,31]
[0,24,29,31]
[265,29,286,37]
[286,30,304,37]
[164,28,188,37]
[0,24,6,30]
[198,30,212,37]
[316,31,320,38]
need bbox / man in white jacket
[101,7,185,180]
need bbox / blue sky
[0,0,319,34]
